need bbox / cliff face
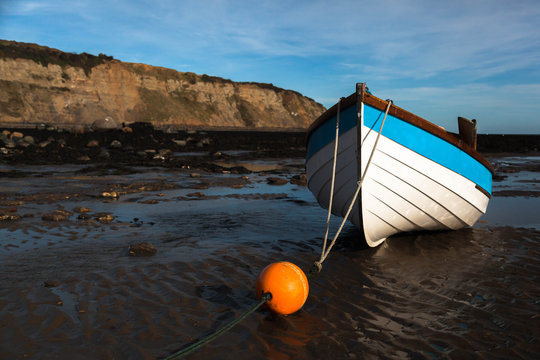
[0,40,325,130]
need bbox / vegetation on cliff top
[0,40,113,76]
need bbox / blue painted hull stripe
[306,105,357,160]
[307,103,492,194]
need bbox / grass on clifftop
[0,40,113,76]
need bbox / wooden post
[458,116,477,150]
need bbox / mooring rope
[320,98,341,265]
[162,292,272,359]
[312,100,393,273]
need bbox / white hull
[306,89,492,247]
[359,124,489,246]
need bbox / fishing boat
[306,83,493,247]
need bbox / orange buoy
[255,261,309,315]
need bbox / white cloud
[2,0,540,133]
[6,0,538,72]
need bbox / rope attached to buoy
[312,99,393,274]
[162,292,272,359]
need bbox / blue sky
[1,0,539,134]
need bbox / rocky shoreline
[0,122,307,170]
[0,122,310,230]
[1,123,538,169]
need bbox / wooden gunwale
[307,89,494,175]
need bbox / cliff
[0,40,325,130]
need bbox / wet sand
[0,141,539,359]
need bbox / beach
[0,129,539,359]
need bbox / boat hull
[306,85,492,247]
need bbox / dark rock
[2,139,15,148]
[2,200,24,206]
[500,166,520,173]
[77,213,92,220]
[53,209,73,217]
[0,213,22,221]
[42,212,68,221]
[22,135,35,145]
[43,280,60,288]
[97,149,110,159]
[110,140,122,148]
[290,174,307,186]
[128,242,157,257]
[129,122,154,133]
[73,206,92,213]
[192,183,209,189]
[158,149,172,156]
[266,176,288,185]
[10,131,23,140]
[76,155,91,161]
[91,212,110,218]
[100,191,119,199]
[172,139,187,146]
[95,213,114,223]
[200,137,211,145]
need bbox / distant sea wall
[477,134,540,154]
[0,40,326,130]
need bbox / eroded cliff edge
[0,40,325,130]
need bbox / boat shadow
[330,226,372,252]
[332,226,483,254]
